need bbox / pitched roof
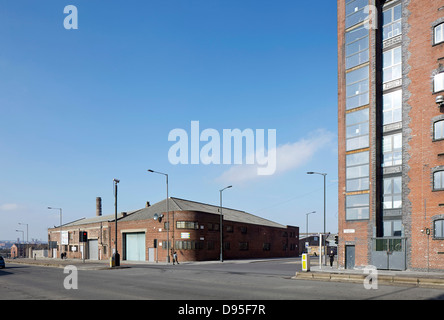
[119,197,287,229]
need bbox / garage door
[125,232,146,261]
[88,239,99,260]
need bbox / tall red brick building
[338,0,444,271]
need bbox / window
[383,47,402,83]
[383,133,402,167]
[346,153,369,191]
[435,23,444,45]
[346,65,370,110]
[226,225,233,233]
[345,0,369,29]
[383,90,402,125]
[239,242,249,251]
[346,193,369,220]
[434,171,444,190]
[434,120,444,140]
[383,220,402,237]
[263,243,271,251]
[434,220,444,238]
[383,4,402,40]
[176,221,199,229]
[346,25,369,69]
[240,226,247,234]
[434,73,444,93]
[383,176,402,209]
[346,108,369,151]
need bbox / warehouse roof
[119,197,287,229]
[55,197,289,229]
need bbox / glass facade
[344,0,369,221]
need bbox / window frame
[383,176,402,209]
[434,23,444,45]
[434,120,444,141]
[434,73,444,93]
[433,219,444,239]
[383,90,402,125]
[382,3,402,40]
[433,170,444,191]
[383,46,402,83]
[382,133,402,167]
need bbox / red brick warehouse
[48,197,299,262]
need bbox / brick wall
[405,0,444,271]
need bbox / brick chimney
[96,197,102,216]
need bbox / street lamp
[113,178,120,267]
[148,169,171,263]
[15,230,24,258]
[305,211,316,235]
[219,185,232,262]
[307,171,327,265]
[18,223,28,244]
[48,207,63,258]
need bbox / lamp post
[219,185,232,262]
[148,169,170,263]
[48,207,63,258]
[307,171,327,265]
[15,230,24,258]
[305,211,316,235]
[113,178,120,267]
[18,223,28,244]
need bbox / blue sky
[0,0,338,241]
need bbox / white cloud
[0,203,19,211]
[216,129,335,184]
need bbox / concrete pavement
[293,264,444,289]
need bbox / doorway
[345,245,355,269]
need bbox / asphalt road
[1,258,444,301]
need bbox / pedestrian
[329,250,335,267]
[173,251,179,265]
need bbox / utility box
[302,253,310,272]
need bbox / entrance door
[88,239,99,260]
[125,232,146,261]
[345,245,355,269]
[148,248,155,262]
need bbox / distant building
[47,197,299,262]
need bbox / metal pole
[323,173,327,266]
[219,186,232,262]
[220,190,223,262]
[113,179,120,266]
[166,173,170,263]
[148,170,170,263]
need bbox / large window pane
[383,176,402,209]
[346,108,369,151]
[434,220,444,238]
[434,73,444,92]
[383,90,402,125]
[434,120,444,140]
[435,23,444,45]
[383,47,402,83]
[345,25,369,69]
[346,65,369,110]
[383,133,402,167]
[383,4,402,40]
[345,0,369,29]
[434,171,444,190]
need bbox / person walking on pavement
[329,250,335,267]
[173,251,179,265]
